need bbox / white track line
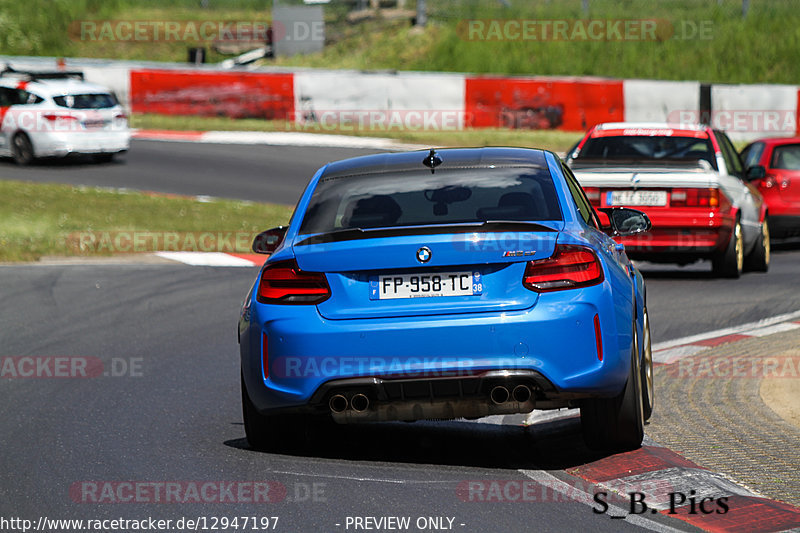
[139,130,426,151]
[653,311,800,351]
[154,251,257,267]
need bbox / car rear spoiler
[1,64,85,81]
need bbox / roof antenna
[422,148,442,173]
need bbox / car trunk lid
[292,225,560,319]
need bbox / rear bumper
[758,188,800,218]
[29,130,131,157]
[759,191,800,236]
[313,370,558,422]
[618,209,735,257]
[769,215,800,237]
[240,283,633,419]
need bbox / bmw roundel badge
[416,247,432,263]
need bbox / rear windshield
[53,93,118,109]
[578,135,717,168]
[771,144,800,170]
[299,167,562,235]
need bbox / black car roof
[320,147,550,180]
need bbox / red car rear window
[771,144,800,170]
[576,134,716,168]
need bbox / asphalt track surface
[0,140,383,205]
[1,264,693,532]
[2,140,800,531]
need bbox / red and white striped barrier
[3,56,800,142]
[126,66,800,142]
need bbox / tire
[11,132,35,165]
[712,220,743,278]
[640,308,654,422]
[581,328,645,452]
[744,218,770,273]
[241,373,308,452]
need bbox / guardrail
[2,55,797,142]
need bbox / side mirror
[598,207,651,236]
[252,226,287,254]
[745,165,766,180]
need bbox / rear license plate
[369,272,482,300]
[607,190,667,206]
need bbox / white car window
[53,93,118,109]
[0,87,42,106]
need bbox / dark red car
[741,137,800,238]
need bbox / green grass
[0,179,292,262]
[410,0,800,84]
[131,113,585,152]
[5,0,800,84]
[0,0,272,61]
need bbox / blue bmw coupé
[238,147,654,452]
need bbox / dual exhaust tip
[491,384,531,405]
[330,385,530,412]
[329,393,369,413]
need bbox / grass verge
[131,113,585,152]
[0,179,292,263]
[4,0,800,84]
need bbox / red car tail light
[583,187,601,206]
[257,260,330,304]
[523,244,604,292]
[42,114,79,122]
[670,188,720,208]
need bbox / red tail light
[583,187,601,206]
[257,260,330,304]
[670,188,719,208]
[761,175,778,189]
[522,244,604,292]
[42,114,79,122]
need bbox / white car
[0,66,130,164]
